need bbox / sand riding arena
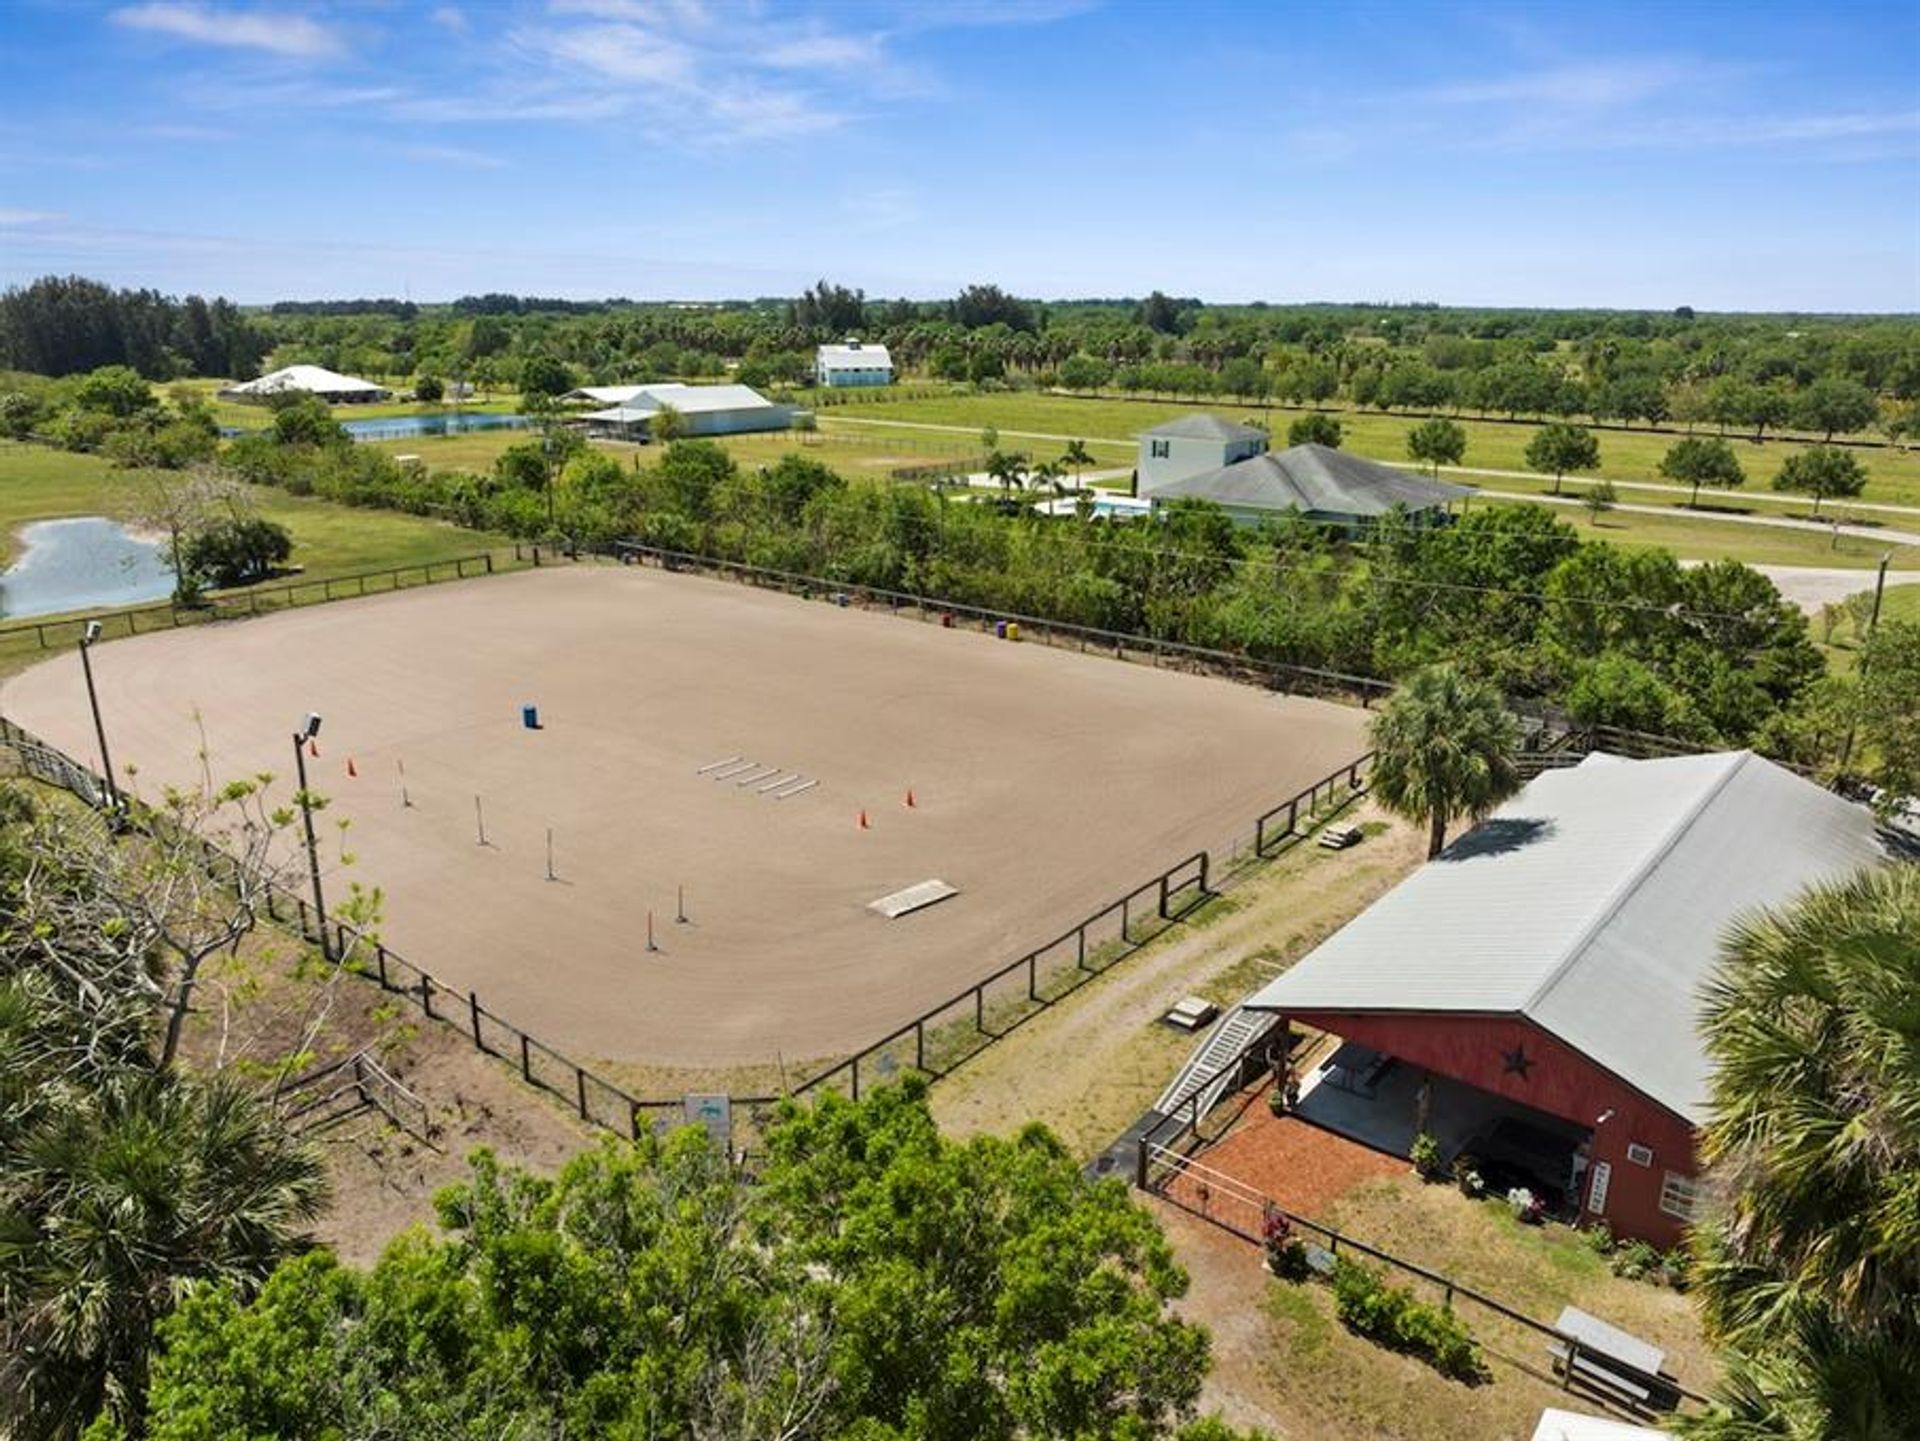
[3,565,1370,1070]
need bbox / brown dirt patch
[3,564,1369,1069]
[1168,1110,1405,1222]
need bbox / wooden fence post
[575,1068,588,1119]
[520,1033,531,1081]
[469,991,483,1049]
[419,975,434,1019]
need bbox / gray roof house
[1150,443,1472,528]
[1137,414,1269,495]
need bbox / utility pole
[1837,552,1892,776]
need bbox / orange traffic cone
[904,788,916,809]
[857,809,870,830]
[346,757,358,778]
[307,738,320,758]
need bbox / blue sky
[1,0,1916,308]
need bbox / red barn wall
[1283,1010,1697,1249]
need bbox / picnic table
[1549,1305,1672,1412]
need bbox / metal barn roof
[580,383,782,422]
[226,364,387,396]
[817,342,892,368]
[1245,751,1886,1122]
[1152,444,1471,517]
[1139,414,1269,443]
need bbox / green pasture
[820,391,1920,510]
[0,440,512,582]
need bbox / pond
[0,517,175,620]
[338,412,529,442]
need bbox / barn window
[1659,1171,1700,1220]
[1626,1143,1654,1167]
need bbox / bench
[1547,1305,1674,1415]
[1317,824,1362,850]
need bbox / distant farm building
[816,338,893,388]
[1245,750,1885,1250]
[220,364,392,404]
[1137,415,1467,528]
[571,382,792,441]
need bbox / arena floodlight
[292,712,330,960]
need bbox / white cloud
[0,209,63,226]
[430,6,468,34]
[1423,58,1735,109]
[401,142,507,169]
[110,3,346,60]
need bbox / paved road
[1738,565,1920,613]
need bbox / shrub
[1267,1086,1287,1117]
[1261,1209,1311,1282]
[1410,1130,1445,1180]
[1581,1220,1616,1255]
[184,517,293,587]
[1659,1246,1692,1291]
[1329,1257,1489,1383]
[1609,1240,1661,1281]
[1451,1155,1484,1197]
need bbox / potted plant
[1410,1130,1445,1181]
[1451,1154,1484,1198]
[1261,1208,1310,1281]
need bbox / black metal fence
[0,551,508,653]
[0,714,734,1147]
[609,540,1391,705]
[791,754,1373,1104]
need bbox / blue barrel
[994,621,1008,639]
[523,705,540,730]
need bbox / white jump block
[1164,996,1219,1031]
[868,879,959,919]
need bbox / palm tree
[1368,664,1521,858]
[1061,439,1094,489]
[1684,865,1920,1439]
[1029,459,1068,500]
[0,1071,329,1436]
[984,450,1027,497]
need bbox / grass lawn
[366,425,974,478]
[1481,494,1920,569]
[824,391,1920,510]
[0,441,515,675]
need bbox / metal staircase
[1152,1004,1278,1123]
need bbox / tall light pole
[77,620,120,816]
[292,712,331,962]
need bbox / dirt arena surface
[3,566,1369,1067]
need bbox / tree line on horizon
[3,275,1916,444]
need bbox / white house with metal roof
[573,382,792,441]
[816,338,893,388]
[1242,750,1885,1247]
[220,364,392,404]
